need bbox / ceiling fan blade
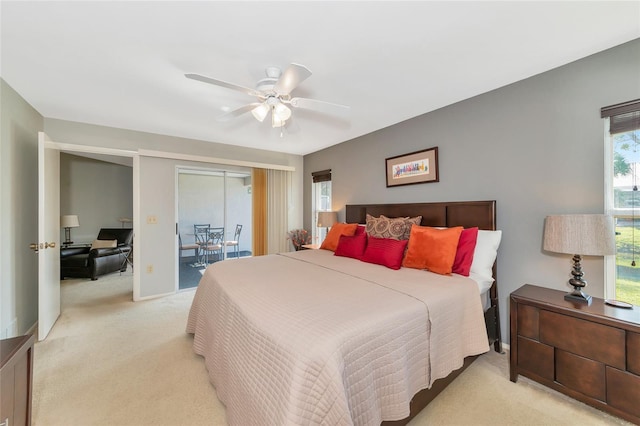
[216,103,261,122]
[185,73,260,97]
[273,63,312,96]
[289,97,351,117]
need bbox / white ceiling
[2,1,639,156]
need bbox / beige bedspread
[186,249,489,425]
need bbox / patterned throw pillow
[365,214,422,240]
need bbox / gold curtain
[252,168,267,256]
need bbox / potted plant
[288,229,311,251]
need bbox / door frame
[39,138,139,339]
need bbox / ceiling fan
[185,63,350,128]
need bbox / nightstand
[510,284,640,424]
[1,334,35,426]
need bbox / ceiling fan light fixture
[271,109,286,128]
[186,63,350,129]
[273,103,292,121]
[251,102,269,122]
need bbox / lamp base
[564,289,592,305]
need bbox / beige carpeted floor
[32,272,632,426]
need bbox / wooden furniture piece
[1,334,35,426]
[300,243,320,250]
[510,284,640,424]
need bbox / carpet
[32,273,631,426]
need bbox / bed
[187,200,502,425]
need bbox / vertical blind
[267,169,291,255]
[601,99,640,134]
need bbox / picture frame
[385,147,439,187]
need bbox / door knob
[45,242,56,249]
[29,243,39,252]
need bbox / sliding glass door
[177,168,252,290]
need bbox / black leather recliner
[60,228,133,280]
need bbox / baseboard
[134,290,175,302]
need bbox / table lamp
[61,215,80,245]
[543,214,615,304]
[317,211,337,232]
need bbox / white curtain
[267,169,291,254]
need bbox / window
[603,99,640,305]
[311,169,332,244]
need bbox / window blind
[601,99,640,134]
[312,169,331,183]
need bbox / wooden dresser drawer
[556,349,605,401]
[517,336,554,381]
[539,310,625,369]
[511,285,640,425]
[606,367,640,418]
[628,332,640,375]
[517,304,539,340]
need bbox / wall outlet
[146,264,153,273]
[146,215,157,224]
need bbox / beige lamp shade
[317,211,338,228]
[61,215,80,228]
[543,214,615,256]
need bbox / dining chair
[179,234,199,263]
[207,227,225,263]
[193,224,211,264]
[225,224,242,258]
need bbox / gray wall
[60,153,133,243]
[1,79,43,337]
[304,39,640,345]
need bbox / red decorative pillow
[402,225,463,275]
[334,234,367,259]
[360,236,408,270]
[320,223,358,251]
[452,227,478,276]
[354,225,366,236]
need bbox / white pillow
[91,239,117,250]
[469,230,502,281]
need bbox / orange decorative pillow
[403,225,463,275]
[320,223,358,251]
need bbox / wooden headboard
[345,200,496,231]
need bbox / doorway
[176,167,252,290]
[38,134,137,340]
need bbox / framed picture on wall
[385,147,439,187]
